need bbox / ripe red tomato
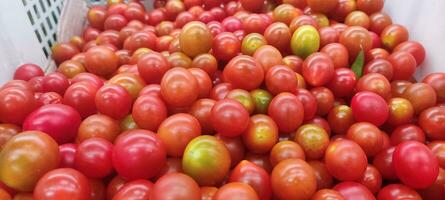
[394,40,426,65]
[311,87,334,116]
[268,93,304,133]
[13,64,44,81]
[351,91,389,126]
[161,67,199,107]
[191,53,218,76]
[151,173,200,200]
[428,141,445,168]
[253,45,283,72]
[271,159,316,200]
[189,98,216,134]
[242,14,269,34]
[132,94,167,131]
[71,72,104,88]
[85,46,119,77]
[294,89,317,120]
[356,71,391,99]
[265,65,298,95]
[212,32,241,61]
[223,55,264,90]
[387,51,417,81]
[333,181,376,200]
[0,87,37,125]
[356,164,382,194]
[347,122,384,156]
[418,167,445,200]
[23,104,81,144]
[264,22,292,52]
[95,84,131,120]
[213,182,259,200]
[372,146,397,180]
[381,24,409,50]
[201,187,218,200]
[377,184,422,200]
[419,106,445,140]
[229,160,271,200]
[34,168,90,200]
[59,143,76,168]
[211,99,249,137]
[312,189,346,200]
[269,141,305,166]
[42,72,70,95]
[112,129,167,180]
[339,26,372,59]
[112,180,153,200]
[391,124,425,145]
[423,72,445,103]
[75,138,113,178]
[104,14,128,31]
[345,11,370,29]
[106,176,126,200]
[302,52,335,87]
[326,68,357,98]
[393,141,440,189]
[363,59,393,80]
[63,82,98,118]
[328,105,355,134]
[402,83,437,115]
[325,139,368,181]
[189,68,212,99]
[137,52,171,84]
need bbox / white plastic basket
[0,0,444,84]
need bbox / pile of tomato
[0,0,444,199]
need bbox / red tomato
[212,32,241,61]
[351,91,389,126]
[175,12,196,28]
[363,59,393,80]
[223,55,265,90]
[312,189,346,200]
[123,32,157,53]
[113,180,153,200]
[394,41,426,65]
[222,16,243,32]
[75,138,113,178]
[188,68,212,99]
[243,114,278,154]
[209,83,233,100]
[372,146,397,180]
[34,168,90,200]
[391,124,425,145]
[325,139,368,181]
[112,129,167,180]
[339,26,372,59]
[104,14,128,31]
[402,83,437,115]
[302,52,335,87]
[418,167,445,200]
[423,72,445,103]
[294,88,317,120]
[356,164,382,194]
[264,22,292,52]
[28,76,44,93]
[381,24,409,50]
[13,64,44,81]
[265,65,298,95]
[88,179,105,200]
[270,140,305,166]
[42,72,70,95]
[326,68,357,98]
[85,46,119,77]
[346,122,383,157]
[201,187,218,200]
[137,52,171,84]
[132,95,167,131]
[211,99,249,137]
[23,104,81,144]
[419,106,445,140]
[271,159,317,200]
[377,184,422,200]
[189,99,216,134]
[214,134,245,167]
[0,87,36,125]
[179,21,213,57]
[253,45,283,72]
[240,0,264,12]
[319,27,340,47]
[356,73,391,99]
[161,67,199,107]
[320,43,349,69]
[393,141,440,189]
[106,176,126,200]
[58,143,76,169]
[51,43,80,65]
[328,105,355,134]
[242,14,268,34]
[387,51,417,80]
[71,72,104,89]
[229,160,271,200]
[63,82,98,118]
[268,93,304,133]
[282,55,303,73]
[95,84,131,120]
[333,181,376,200]
[311,87,334,116]
[428,141,445,168]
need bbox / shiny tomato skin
[137,52,171,84]
[95,84,132,120]
[402,83,437,115]
[179,21,213,57]
[428,141,445,168]
[213,182,259,200]
[112,179,153,200]
[75,138,113,178]
[23,104,81,144]
[387,51,417,81]
[328,105,355,135]
[242,14,268,34]
[339,26,372,59]
[419,106,445,140]
[294,124,329,159]
[253,45,283,72]
[346,122,384,156]
[151,173,200,200]
[189,99,216,134]
[243,114,278,154]
[393,141,440,189]
[418,167,445,200]
[269,140,305,166]
[265,65,298,95]
[71,72,104,89]
[211,99,249,137]
[311,189,346,200]
[372,146,397,180]
[320,43,349,69]
[391,124,425,145]
[191,53,218,76]
[13,64,44,81]
[377,184,422,200]
[42,72,70,95]
[302,52,335,87]
[363,59,393,80]
[311,87,334,116]
[271,159,317,200]
[85,46,119,77]
[0,87,37,125]
[28,76,44,93]
[381,24,409,50]
[209,83,233,101]
[33,168,90,200]
[264,22,292,52]
[241,33,267,56]
[294,88,317,121]
[308,160,333,190]
[229,160,271,200]
[291,25,320,59]
[326,68,357,98]
[58,143,76,168]
[51,43,80,65]
[215,134,245,168]
[356,164,382,194]
[325,139,368,181]
[268,92,304,133]
[423,72,445,103]
[212,32,241,62]
[63,82,98,118]
[201,187,218,200]
[132,94,167,131]
[112,129,167,180]
[394,40,426,65]
[123,31,157,53]
[333,181,376,200]
[161,67,199,107]
[351,91,389,127]
[189,68,212,99]
[106,176,126,200]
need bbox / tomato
[161,67,199,107]
[242,14,268,34]
[229,160,271,200]
[164,0,185,20]
[327,105,354,134]
[307,0,338,13]
[63,82,98,118]
[175,11,195,28]
[58,143,76,168]
[104,14,128,31]
[268,93,304,133]
[339,26,372,59]
[272,4,302,26]
[356,73,391,99]
[253,46,283,73]
[265,65,297,95]
[182,136,231,186]
[423,72,445,103]
[148,9,166,26]
[345,11,370,29]
[213,182,259,200]
[326,68,357,98]
[428,141,445,168]
[250,89,272,114]
[293,89,316,120]
[381,24,409,50]
[387,98,414,127]
[356,164,382,194]
[311,87,334,116]
[302,52,335,87]
[291,25,320,59]
[372,146,397,180]
[74,138,113,178]
[84,46,119,77]
[214,134,244,168]
[41,72,70,95]
[308,161,333,190]
[0,131,59,192]
[333,182,376,200]
[155,158,183,179]
[394,40,426,65]
[83,26,100,42]
[189,99,215,134]
[377,184,422,200]
[245,153,273,173]
[191,53,218,76]
[294,124,329,159]
[95,84,131,120]
[179,22,213,57]
[112,129,167,180]
[51,43,80,65]
[71,72,104,88]
[136,52,171,84]
[311,189,345,200]
[418,168,445,200]
[318,27,339,47]
[290,15,319,32]
[108,72,145,99]
[222,16,243,32]
[271,159,316,200]
[78,114,120,143]
[211,99,249,137]
[201,187,218,200]
[241,33,267,56]
[402,83,436,114]
[12,192,33,200]
[320,43,348,69]
[387,51,417,81]
[189,68,212,99]
[210,83,233,100]
[419,106,445,140]
[269,141,305,166]
[224,90,253,114]
[242,114,278,154]
[151,173,200,200]
[34,168,90,200]
[0,87,36,125]
[351,91,389,126]
[106,176,126,200]
[0,124,20,150]
[123,31,157,53]
[223,55,264,91]
[212,32,241,61]
[363,59,393,80]
[393,141,439,189]
[390,80,411,98]
[28,76,44,93]
[368,13,392,35]
[88,179,105,200]
[57,60,86,78]
[325,139,368,181]
[167,52,192,68]
[282,55,303,73]
[13,64,44,81]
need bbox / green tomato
[241,33,267,56]
[291,25,320,59]
[250,89,273,114]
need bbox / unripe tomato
[291,25,320,59]
[179,22,213,57]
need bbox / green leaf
[351,49,365,78]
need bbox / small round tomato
[363,59,393,80]
[391,80,412,98]
[213,182,259,200]
[264,22,292,52]
[222,16,242,32]
[242,14,269,34]
[351,91,389,126]
[381,24,409,50]
[123,32,157,53]
[71,72,104,88]
[63,82,98,118]
[273,4,302,25]
[112,129,167,180]
[51,43,80,65]
[394,40,426,65]
[108,72,145,99]
[226,89,255,114]
[428,141,445,168]
[356,73,391,99]
[266,65,298,95]
[312,189,345,200]
[377,184,422,200]
[339,26,372,59]
[182,136,231,186]
[161,67,199,107]
[85,46,119,77]
[372,146,397,180]
[28,76,44,92]
[155,158,183,179]
[42,72,70,95]
[347,122,384,156]
[253,45,283,72]
[95,84,131,120]
[302,52,335,86]
[229,160,271,200]
[223,55,264,90]
[189,68,212,99]
[240,0,264,12]
[211,99,249,137]
[132,94,167,131]
[191,53,218,76]
[419,106,445,140]
[179,21,213,57]
[291,25,320,59]
[167,52,192,68]
[175,11,195,28]
[366,48,390,62]
[308,161,333,190]
[0,124,20,150]
[328,105,355,134]
[269,141,305,166]
[402,83,436,114]
[104,14,128,31]
[13,63,44,81]
[282,55,303,73]
[326,68,357,98]
[0,87,36,125]
[320,43,349,69]
[294,89,317,120]
[393,141,440,189]
[268,93,304,133]
[345,11,370,29]
[216,134,245,168]
[311,87,334,116]
[75,138,113,178]
[419,168,445,200]
[137,52,171,84]
[290,15,319,32]
[295,124,329,159]
[307,0,338,13]
[106,176,126,200]
[333,181,375,200]
[189,99,215,134]
[391,124,425,146]
[325,139,368,181]
[387,98,414,126]
[423,72,445,103]
[77,114,120,143]
[319,27,340,47]
[58,60,86,78]
[271,159,317,200]
[151,173,200,200]
[250,89,272,114]
[243,114,278,154]
[59,143,76,168]
[241,33,267,56]
[112,180,153,200]
[209,83,233,100]
[212,32,241,61]
[356,164,382,194]
[0,131,59,192]
[387,51,417,80]
[369,12,392,35]
[34,169,90,200]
